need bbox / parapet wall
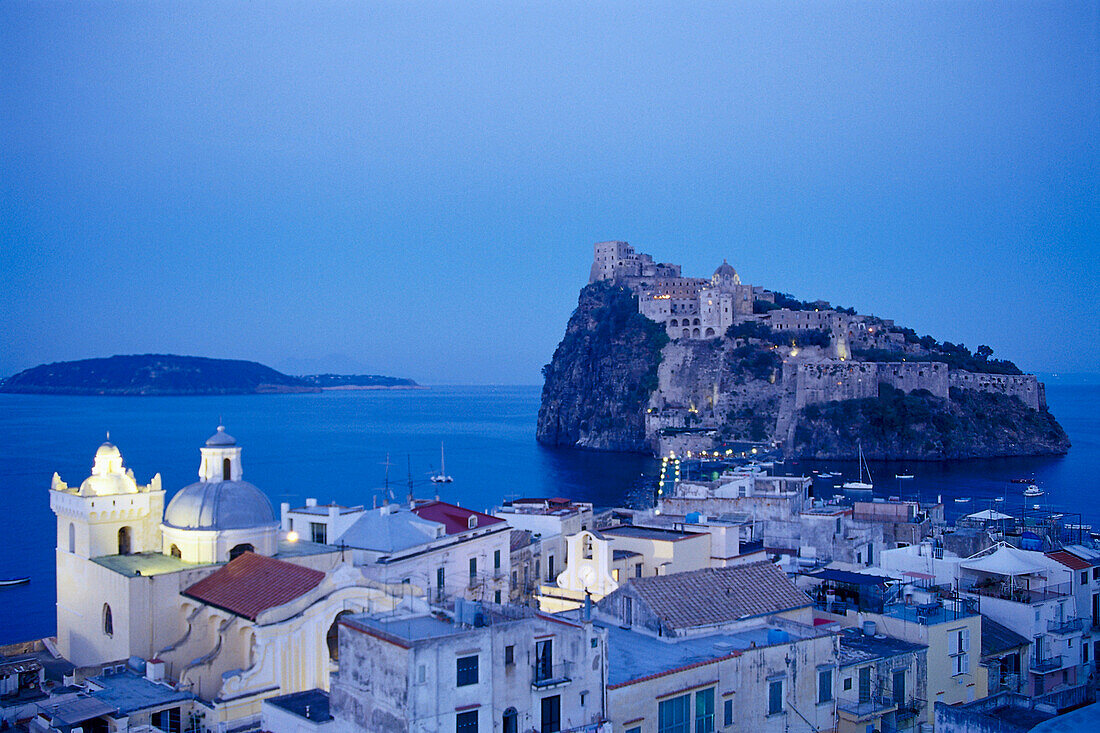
[793,361,949,408]
[949,370,1045,410]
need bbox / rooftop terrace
[87,670,193,714]
[600,621,820,687]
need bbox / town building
[330,601,608,733]
[835,626,927,733]
[335,500,512,604]
[588,561,836,733]
[537,525,712,613]
[494,498,595,606]
[281,499,366,545]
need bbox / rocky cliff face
[536,283,668,451]
[790,385,1071,460]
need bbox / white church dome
[164,479,276,530]
[163,425,277,531]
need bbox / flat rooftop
[837,627,926,667]
[882,602,977,626]
[601,621,817,688]
[344,605,548,645]
[289,503,364,516]
[265,689,332,722]
[602,525,699,542]
[92,552,199,577]
[88,670,193,714]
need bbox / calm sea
[0,384,1095,644]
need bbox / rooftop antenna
[407,454,415,507]
[381,453,394,504]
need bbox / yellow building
[49,429,407,730]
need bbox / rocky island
[538,242,1070,459]
[0,354,324,395]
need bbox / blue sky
[2,1,1097,384]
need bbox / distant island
[297,374,422,390]
[538,242,1070,460]
[0,355,417,396]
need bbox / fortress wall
[875,361,949,399]
[794,362,879,408]
[949,370,1044,410]
[794,361,950,408]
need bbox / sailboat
[842,443,874,491]
[430,442,453,484]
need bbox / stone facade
[949,371,1046,410]
[793,361,950,409]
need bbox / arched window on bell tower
[223,457,231,481]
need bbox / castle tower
[50,440,165,663]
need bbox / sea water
[0,383,1095,644]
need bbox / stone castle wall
[794,361,949,408]
[949,370,1045,410]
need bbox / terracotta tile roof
[182,552,325,620]
[627,562,811,631]
[412,500,504,535]
[1046,550,1092,571]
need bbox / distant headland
[538,242,1070,460]
[0,354,419,396]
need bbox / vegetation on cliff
[1,354,321,395]
[536,282,669,451]
[791,384,1070,460]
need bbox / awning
[808,569,894,586]
[961,546,1047,577]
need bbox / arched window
[682,329,690,338]
[692,328,701,338]
[327,610,352,661]
[670,319,678,327]
[503,708,518,733]
[103,604,114,637]
[705,327,715,337]
[170,544,182,559]
[222,457,231,481]
[693,318,700,326]
[68,523,75,554]
[117,526,131,555]
[229,543,254,561]
[582,534,593,560]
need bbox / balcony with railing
[837,694,898,721]
[1030,655,1064,674]
[1047,618,1087,636]
[963,581,1070,604]
[532,660,572,689]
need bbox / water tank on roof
[863,621,877,637]
[767,628,790,645]
[686,512,703,524]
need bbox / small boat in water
[994,496,1005,502]
[1010,478,1035,484]
[954,497,971,503]
[842,443,874,492]
[895,474,915,480]
[430,442,453,484]
[1024,485,1045,498]
[0,577,29,587]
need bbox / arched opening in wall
[670,319,678,327]
[229,543,254,561]
[705,328,715,337]
[693,318,700,326]
[582,534,594,560]
[682,329,690,338]
[222,457,231,481]
[503,708,518,733]
[170,544,182,559]
[327,610,352,661]
[103,604,113,637]
[68,523,75,554]
[692,328,700,338]
[117,526,132,555]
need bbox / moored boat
[1023,484,1044,498]
[0,577,29,587]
